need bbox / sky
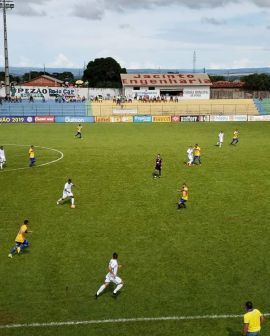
[1,0,270,70]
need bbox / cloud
[71,1,104,20]
[253,0,270,7]
[119,23,131,30]
[14,0,51,17]
[70,0,236,20]
[48,53,76,68]
[12,0,270,20]
[202,17,227,25]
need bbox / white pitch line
[0,144,64,173]
[1,313,270,329]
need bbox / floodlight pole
[1,0,14,98]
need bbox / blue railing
[0,101,88,116]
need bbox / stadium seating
[90,99,259,117]
[261,99,270,114]
[0,101,89,116]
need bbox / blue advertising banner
[0,116,35,123]
[55,116,95,123]
[133,115,152,123]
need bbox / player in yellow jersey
[230,129,239,145]
[8,220,32,258]
[29,145,36,167]
[177,183,189,209]
[192,144,201,165]
[75,124,83,139]
[243,301,264,336]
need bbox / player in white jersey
[186,146,193,166]
[95,252,124,299]
[57,178,76,208]
[0,146,6,169]
[217,131,224,148]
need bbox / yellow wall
[91,99,258,116]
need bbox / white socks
[113,284,123,294]
[71,198,75,205]
[97,284,106,296]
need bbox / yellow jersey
[244,309,262,332]
[15,224,28,243]
[77,126,82,132]
[233,131,239,139]
[194,146,201,156]
[182,186,189,200]
[29,148,35,158]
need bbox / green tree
[209,75,225,82]
[52,72,74,83]
[83,57,127,88]
[241,73,270,90]
[22,71,51,82]
[0,72,20,84]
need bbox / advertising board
[35,116,55,123]
[133,115,152,123]
[55,116,95,123]
[248,115,270,121]
[152,116,171,122]
[0,116,35,123]
[95,116,110,123]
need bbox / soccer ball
[71,205,76,209]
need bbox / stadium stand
[254,99,265,114]
[0,101,89,116]
[261,99,270,114]
[91,99,258,117]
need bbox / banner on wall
[95,116,110,122]
[55,116,95,123]
[0,116,35,123]
[248,115,270,121]
[210,115,230,122]
[133,115,152,123]
[35,116,55,123]
[180,115,200,122]
[110,116,122,123]
[121,116,133,122]
[152,116,171,122]
[171,116,180,122]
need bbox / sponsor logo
[121,116,133,122]
[248,115,270,122]
[152,116,171,123]
[110,116,122,123]
[210,115,230,122]
[55,116,95,123]
[171,116,180,122]
[180,116,199,122]
[133,115,152,123]
[95,117,110,122]
[0,116,35,123]
[35,116,55,123]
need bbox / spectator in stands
[29,95,34,103]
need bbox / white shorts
[188,155,193,161]
[105,273,122,285]
[0,156,5,163]
[62,191,73,199]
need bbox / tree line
[1,58,270,90]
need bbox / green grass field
[1,122,270,336]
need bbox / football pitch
[1,122,270,336]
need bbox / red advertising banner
[35,116,55,123]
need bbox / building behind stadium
[121,73,212,100]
